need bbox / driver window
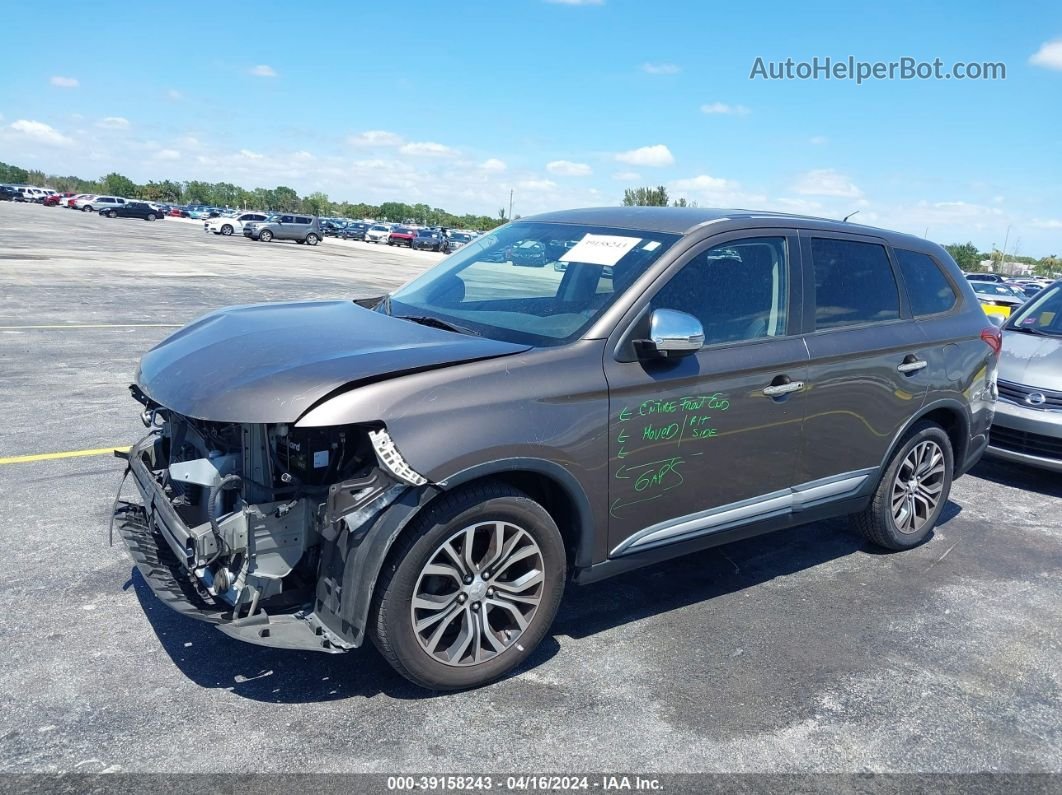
[651,237,789,345]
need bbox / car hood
[998,329,1062,389]
[136,300,530,423]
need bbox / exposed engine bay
[121,385,423,643]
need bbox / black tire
[258,229,273,242]
[146,213,156,221]
[82,205,93,212]
[852,421,953,550]
[305,233,319,246]
[220,224,233,236]
[296,239,305,244]
[371,482,566,691]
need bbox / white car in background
[205,211,269,236]
[364,223,394,243]
[78,195,128,213]
[65,193,95,208]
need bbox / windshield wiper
[395,314,480,336]
[1007,324,1055,336]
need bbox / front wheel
[371,483,566,691]
[146,213,156,221]
[220,224,233,236]
[852,421,953,550]
[82,206,93,212]
[258,229,273,242]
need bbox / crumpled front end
[114,387,423,652]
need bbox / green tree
[379,201,412,222]
[623,186,669,206]
[273,185,299,211]
[302,191,333,216]
[0,162,31,183]
[944,242,981,272]
[100,172,138,197]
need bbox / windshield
[1006,283,1062,334]
[387,221,680,345]
[973,283,1018,297]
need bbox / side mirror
[636,309,705,359]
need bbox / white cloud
[97,116,130,129]
[1029,39,1062,70]
[7,119,72,146]
[668,173,767,208]
[792,168,863,198]
[399,141,456,157]
[154,149,181,160]
[348,130,404,147]
[50,76,79,88]
[642,62,681,75]
[612,171,641,181]
[518,179,558,191]
[671,174,733,192]
[166,89,183,101]
[700,102,750,116]
[809,135,829,145]
[239,149,264,160]
[249,64,277,78]
[479,158,507,172]
[293,150,315,161]
[546,160,592,176]
[1030,218,1062,229]
[615,144,674,167]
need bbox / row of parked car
[963,272,1055,320]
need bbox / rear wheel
[305,233,319,246]
[371,483,566,690]
[853,421,953,550]
[258,229,273,242]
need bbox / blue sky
[1,0,1060,254]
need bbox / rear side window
[894,249,958,317]
[811,238,900,329]
[295,216,312,224]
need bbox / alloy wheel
[891,440,946,534]
[410,521,545,667]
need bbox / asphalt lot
[0,201,1059,774]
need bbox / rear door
[604,230,809,557]
[797,232,931,485]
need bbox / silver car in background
[986,281,1062,471]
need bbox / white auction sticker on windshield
[560,234,642,266]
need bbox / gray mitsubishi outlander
[115,207,1000,690]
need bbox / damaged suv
[115,207,999,690]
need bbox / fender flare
[325,457,596,647]
[877,398,972,477]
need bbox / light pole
[508,189,514,221]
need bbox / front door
[604,232,809,557]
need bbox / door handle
[762,380,805,397]
[897,359,928,374]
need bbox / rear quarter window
[894,249,958,317]
[295,216,312,225]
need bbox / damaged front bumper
[115,432,410,654]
